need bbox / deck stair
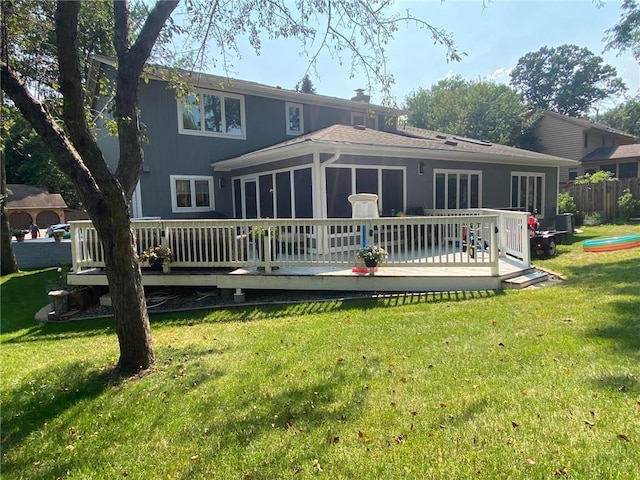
[501,269,549,290]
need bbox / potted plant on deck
[356,244,388,273]
[139,245,173,273]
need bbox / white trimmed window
[434,169,482,210]
[178,90,246,139]
[170,176,215,213]
[351,112,378,129]
[286,102,304,135]
[511,172,545,217]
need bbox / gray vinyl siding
[133,79,384,218]
[322,155,557,225]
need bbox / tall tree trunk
[1,133,19,276]
[1,0,177,371]
[0,0,18,275]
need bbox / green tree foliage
[3,0,115,97]
[597,96,640,138]
[604,0,640,63]
[405,76,542,149]
[510,44,627,117]
[295,74,316,94]
[574,170,617,185]
[4,106,82,208]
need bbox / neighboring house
[581,143,640,179]
[90,56,577,228]
[535,110,637,183]
[6,184,68,230]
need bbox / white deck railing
[69,210,530,275]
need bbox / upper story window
[170,175,215,213]
[351,112,378,129]
[286,102,304,135]
[178,90,246,139]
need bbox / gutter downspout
[313,149,341,255]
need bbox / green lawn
[2,224,639,479]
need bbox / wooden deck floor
[68,256,531,294]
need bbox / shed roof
[6,184,67,209]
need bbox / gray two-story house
[90,55,578,227]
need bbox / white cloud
[486,67,512,83]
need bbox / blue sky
[195,1,639,113]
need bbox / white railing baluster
[69,212,531,273]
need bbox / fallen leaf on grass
[616,434,629,442]
[554,467,568,476]
[312,459,322,472]
[511,421,519,429]
[526,458,536,465]
[584,420,594,427]
[190,454,200,463]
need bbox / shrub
[617,189,640,220]
[574,170,616,185]
[558,193,579,216]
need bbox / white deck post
[490,217,499,276]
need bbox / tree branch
[0,63,104,212]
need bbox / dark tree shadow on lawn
[1,362,112,455]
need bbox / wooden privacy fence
[561,178,640,220]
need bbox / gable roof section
[582,143,640,163]
[213,124,579,171]
[89,54,398,117]
[541,110,636,141]
[6,184,67,209]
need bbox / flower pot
[148,261,163,271]
[364,259,378,268]
[162,263,171,274]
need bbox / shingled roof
[6,184,67,209]
[214,124,578,171]
[582,144,640,163]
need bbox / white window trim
[170,175,215,213]
[510,171,545,218]
[285,102,304,136]
[350,112,378,129]
[177,89,246,139]
[232,165,311,219]
[433,169,483,210]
